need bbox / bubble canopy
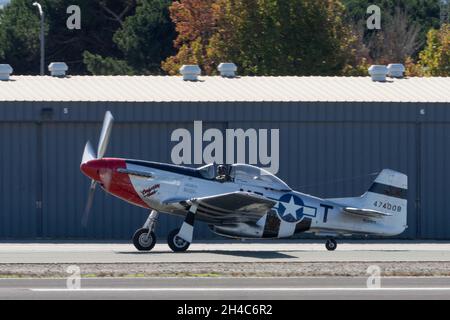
[198,163,291,191]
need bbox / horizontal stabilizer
[343,207,392,218]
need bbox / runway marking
[30,287,450,292]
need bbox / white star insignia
[282,196,301,218]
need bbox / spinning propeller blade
[82,180,97,227]
[97,111,114,159]
[81,111,114,227]
[81,141,96,164]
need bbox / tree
[343,0,441,33]
[161,0,218,75]
[365,8,422,64]
[164,0,361,76]
[0,0,138,75]
[0,0,42,74]
[47,0,137,74]
[85,0,175,75]
[342,0,441,62]
[83,51,134,75]
[407,24,450,76]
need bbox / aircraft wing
[343,207,392,218]
[168,192,277,223]
[192,192,276,213]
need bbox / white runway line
[30,287,450,292]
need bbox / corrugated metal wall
[0,122,39,238]
[420,123,450,239]
[0,101,449,239]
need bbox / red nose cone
[80,158,148,209]
[80,159,102,181]
[81,158,127,182]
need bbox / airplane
[80,111,408,252]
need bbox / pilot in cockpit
[216,164,231,182]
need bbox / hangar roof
[0,75,449,103]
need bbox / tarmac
[2,241,450,263]
[1,241,450,299]
[1,277,450,300]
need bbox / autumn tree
[407,24,450,77]
[164,0,362,76]
[161,0,218,75]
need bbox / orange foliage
[162,0,220,75]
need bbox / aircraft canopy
[198,163,291,191]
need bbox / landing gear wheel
[168,228,190,252]
[325,239,337,251]
[133,228,156,251]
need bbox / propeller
[81,111,114,227]
[82,180,97,227]
[97,111,114,159]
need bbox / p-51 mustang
[81,112,408,252]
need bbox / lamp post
[33,2,45,76]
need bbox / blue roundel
[276,194,306,223]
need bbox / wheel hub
[174,235,187,248]
[139,233,152,247]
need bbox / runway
[1,277,450,300]
[1,241,450,263]
[1,241,450,299]
[1,241,450,279]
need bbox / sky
[0,0,10,9]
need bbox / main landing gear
[325,238,337,251]
[167,204,198,253]
[132,204,199,253]
[133,210,158,251]
[167,228,191,252]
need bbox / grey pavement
[1,241,450,263]
[1,277,450,300]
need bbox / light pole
[33,2,45,76]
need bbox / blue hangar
[0,71,449,240]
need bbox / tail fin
[330,169,408,236]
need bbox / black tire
[325,239,337,251]
[167,228,190,252]
[133,228,156,251]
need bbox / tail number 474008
[373,201,402,212]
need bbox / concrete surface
[1,241,450,264]
[1,277,450,300]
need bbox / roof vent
[218,63,237,78]
[48,62,68,77]
[387,64,405,78]
[0,64,13,81]
[368,65,388,82]
[180,65,201,81]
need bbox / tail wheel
[133,228,156,251]
[325,239,337,251]
[168,228,190,252]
